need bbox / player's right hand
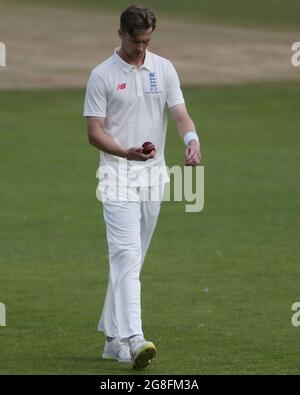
[125,147,156,161]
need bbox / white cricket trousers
[97,184,166,339]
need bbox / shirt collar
[113,48,153,73]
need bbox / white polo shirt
[83,48,185,187]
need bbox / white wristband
[183,131,199,146]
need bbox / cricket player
[83,5,201,370]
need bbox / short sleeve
[83,71,107,117]
[166,61,185,109]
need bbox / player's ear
[118,29,123,39]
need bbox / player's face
[119,28,153,61]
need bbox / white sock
[129,334,144,342]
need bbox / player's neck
[117,47,145,68]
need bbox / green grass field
[0,82,299,374]
[20,0,300,31]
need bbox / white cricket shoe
[129,335,157,370]
[102,337,132,363]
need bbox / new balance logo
[118,83,127,90]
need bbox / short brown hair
[120,5,156,36]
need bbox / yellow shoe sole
[132,342,157,370]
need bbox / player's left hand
[184,140,201,166]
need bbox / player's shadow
[69,356,151,375]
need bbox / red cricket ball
[142,141,155,155]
